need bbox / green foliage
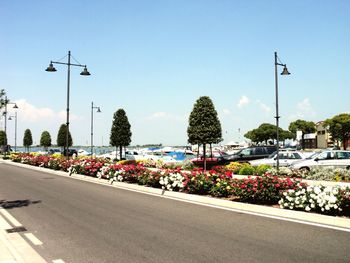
[0,130,7,146]
[187,96,222,145]
[23,129,33,151]
[280,130,295,141]
[324,113,350,150]
[0,89,6,109]
[256,164,272,176]
[244,123,290,144]
[238,164,255,175]
[288,119,316,149]
[184,172,214,195]
[110,109,132,158]
[57,124,72,148]
[40,131,52,150]
[187,96,222,170]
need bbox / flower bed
[8,153,350,216]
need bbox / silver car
[289,150,350,171]
[249,150,306,167]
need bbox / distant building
[315,121,333,149]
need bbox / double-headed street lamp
[46,51,91,158]
[274,51,291,171]
[8,112,18,152]
[90,101,101,156]
[2,96,18,149]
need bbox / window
[317,152,334,160]
[254,147,265,155]
[240,148,253,156]
[292,153,302,159]
[336,151,350,159]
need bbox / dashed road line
[24,232,43,246]
[0,208,22,227]
[52,259,66,263]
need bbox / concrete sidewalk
[0,209,47,263]
[1,159,349,262]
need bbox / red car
[191,151,228,167]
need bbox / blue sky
[1,1,349,146]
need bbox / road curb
[2,160,350,231]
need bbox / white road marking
[0,207,22,227]
[24,232,43,246]
[53,259,66,263]
[0,214,12,230]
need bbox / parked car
[61,148,78,157]
[249,150,306,167]
[289,150,350,171]
[221,146,277,163]
[191,151,229,167]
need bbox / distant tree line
[244,114,350,150]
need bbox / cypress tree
[0,130,7,147]
[57,124,73,151]
[23,129,33,152]
[40,131,52,151]
[110,109,132,160]
[187,96,222,170]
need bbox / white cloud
[149,112,167,119]
[223,109,231,115]
[237,95,250,108]
[13,99,80,122]
[288,98,316,120]
[146,112,187,122]
[256,100,271,113]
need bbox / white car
[289,150,350,171]
[249,151,306,167]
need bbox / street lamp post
[274,51,290,171]
[8,112,17,152]
[90,101,101,156]
[2,96,18,153]
[46,51,91,159]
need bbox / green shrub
[238,164,255,175]
[255,164,272,176]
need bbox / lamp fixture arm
[50,60,87,68]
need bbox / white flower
[305,206,311,212]
[314,186,321,194]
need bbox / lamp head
[97,107,101,113]
[281,66,291,75]
[45,62,57,72]
[13,104,18,109]
[80,66,91,76]
[8,116,12,120]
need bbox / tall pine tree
[40,130,52,151]
[187,96,222,170]
[57,124,73,152]
[23,129,33,152]
[110,109,132,160]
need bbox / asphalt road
[0,163,349,263]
